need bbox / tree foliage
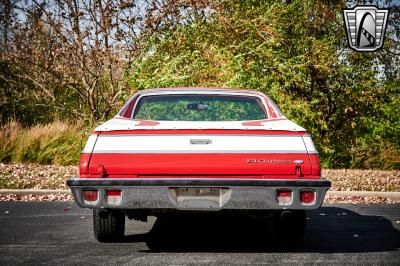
[128,0,400,169]
[134,95,267,121]
[0,0,399,169]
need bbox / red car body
[68,88,330,242]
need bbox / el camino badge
[247,159,303,164]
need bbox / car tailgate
[85,131,316,178]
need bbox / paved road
[0,202,399,265]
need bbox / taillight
[276,190,292,205]
[79,134,98,175]
[303,136,321,176]
[107,190,122,205]
[300,191,316,205]
[83,190,98,204]
[309,154,321,176]
[79,153,91,174]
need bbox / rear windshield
[132,94,267,121]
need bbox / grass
[0,121,85,165]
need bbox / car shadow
[122,206,400,253]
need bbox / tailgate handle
[190,139,212,145]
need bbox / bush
[0,121,84,165]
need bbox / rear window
[132,94,267,121]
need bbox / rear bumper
[67,178,331,210]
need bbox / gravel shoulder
[1,163,399,203]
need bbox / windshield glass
[132,94,267,121]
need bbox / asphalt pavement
[0,202,399,265]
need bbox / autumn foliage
[0,0,399,169]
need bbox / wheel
[277,210,306,245]
[93,208,125,242]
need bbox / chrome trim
[68,178,331,187]
[190,139,212,145]
[68,178,329,210]
[68,178,330,210]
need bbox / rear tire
[93,208,125,242]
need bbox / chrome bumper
[67,178,331,210]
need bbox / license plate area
[168,187,232,210]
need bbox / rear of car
[68,88,330,242]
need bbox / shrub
[0,121,84,165]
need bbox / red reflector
[79,153,91,175]
[300,191,316,204]
[83,190,98,202]
[107,190,121,196]
[277,190,292,205]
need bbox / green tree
[128,0,400,169]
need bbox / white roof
[136,87,267,97]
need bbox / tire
[277,210,306,245]
[93,208,125,242]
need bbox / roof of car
[137,87,266,96]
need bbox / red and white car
[68,88,330,242]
